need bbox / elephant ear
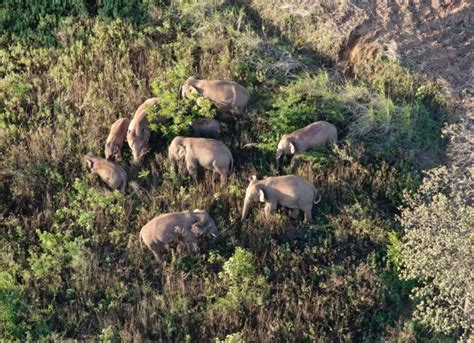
[189,85,200,95]
[289,142,296,154]
[177,145,186,159]
[85,157,94,170]
[174,226,185,235]
[191,222,204,236]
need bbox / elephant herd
[83,76,338,259]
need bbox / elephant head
[276,135,297,168]
[104,142,120,161]
[168,136,187,170]
[127,122,150,165]
[192,209,218,237]
[181,76,200,99]
[84,153,97,171]
[241,175,267,220]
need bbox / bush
[214,247,268,311]
[399,166,473,338]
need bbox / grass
[0,0,452,341]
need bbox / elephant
[168,136,233,185]
[139,209,218,259]
[105,117,130,160]
[84,154,127,191]
[181,76,249,115]
[190,118,221,139]
[241,175,321,222]
[276,121,338,168]
[127,97,166,164]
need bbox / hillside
[1,1,472,341]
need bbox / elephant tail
[229,152,234,172]
[139,231,143,250]
[313,191,321,205]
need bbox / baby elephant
[241,175,321,222]
[84,154,127,191]
[139,209,218,259]
[168,136,233,184]
[276,121,338,168]
[181,76,249,115]
[190,118,221,139]
[105,118,130,160]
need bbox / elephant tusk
[210,233,217,237]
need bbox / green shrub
[55,178,125,233]
[214,247,268,311]
[399,166,473,338]
[0,0,89,45]
[0,271,31,340]
[149,61,217,140]
[27,229,88,291]
[259,73,346,149]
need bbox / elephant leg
[264,202,276,219]
[289,208,300,219]
[303,207,312,222]
[185,156,198,183]
[186,241,198,255]
[149,242,163,261]
[219,172,227,186]
[217,168,228,186]
[176,243,186,255]
[178,228,198,255]
[212,170,220,184]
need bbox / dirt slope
[347,0,474,168]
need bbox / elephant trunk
[169,155,177,171]
[241,197,251,221]
[131,146,141,165]
[275,154,283,169]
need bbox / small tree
[398,165,473,338]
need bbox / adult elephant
[181,76,249,115]
[139,210,218,259]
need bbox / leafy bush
[0,270,35,340]
[399,166,473,338]
[28,229,88,293]
[149,62,217,140]
[55,178,125,233]
[214,247,268,311]
[259,73,346,148]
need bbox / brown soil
[334,0,473,168]
[339,0,472,98]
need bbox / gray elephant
[84,154,127,191]
[139,209,218,259]
[127,98,166,164]
[181,76,249,115]
[241,175,321,222]
[190,118,221,139]
[276,121,338,168]
[168,136,233,184]
[105,117,129,160]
